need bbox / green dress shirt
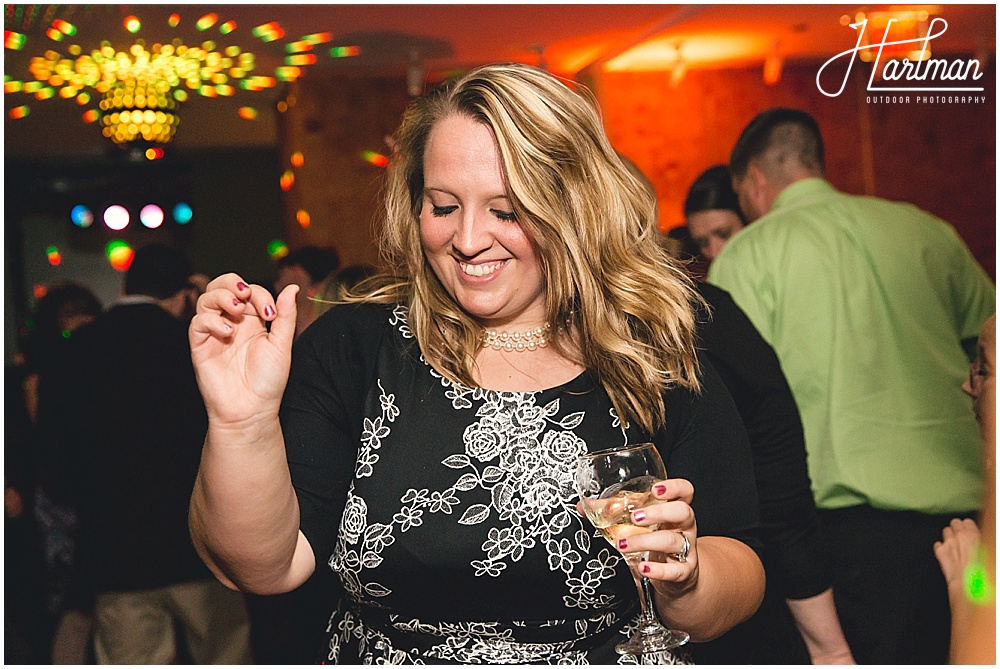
[709,178,995,514]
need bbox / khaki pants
[93,579,251,665]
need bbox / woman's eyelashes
[431,204,458,217]
[491,209,517,222]
[429,204,517,222]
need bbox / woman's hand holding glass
[575,443,696,655]
[616,475,699,597]
[188,273,299,425]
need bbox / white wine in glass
[575,442,690,656]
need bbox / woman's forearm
[787,588,856,663]
[654,536,765,641]
[189,415,315,594]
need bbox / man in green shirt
[709,107,995,665]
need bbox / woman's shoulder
[660,356,735,426]
[302,301,407,344]
[291,302,412,382]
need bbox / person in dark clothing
[24,282,103,663]
[53,244,252,664]
[687,282,854,664]
[617,149,853,663]
[6,361,47,664]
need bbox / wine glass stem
[626,552,661,627]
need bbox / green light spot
[105,239,130,259]
[964,548,996,604]
[267,239,289,260]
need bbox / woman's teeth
[460,261,504,277]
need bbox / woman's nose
[706,238,726,261]
[452,210,493,257]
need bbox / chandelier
[4,9,360,150]
[98,78,179,144]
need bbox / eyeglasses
[969,359,989,389]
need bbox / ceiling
[4,3,995,157]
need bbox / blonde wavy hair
[346,62,702,433]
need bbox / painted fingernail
[618,538,628,550]
[654,484,666,496]
[641,564,651,574]
[233,298,241,307]
[632,510,646,523]
[263,305,275,318]
[236,282,249,292]
[223,322,233,332]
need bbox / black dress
[282,303,760,664]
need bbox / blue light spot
[173,202,193,225]
[71,204,94,228]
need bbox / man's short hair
[729,107,825,180]
[125,244,194,299]
[277,246,340,284]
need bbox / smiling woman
[186,62,766,664]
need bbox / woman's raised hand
[189,273,299,426]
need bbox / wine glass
[575,442,690,655]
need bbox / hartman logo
[817,17,986,99]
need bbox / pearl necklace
[482,323,551,352]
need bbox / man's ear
[745,163,767,199]
[743,162,775,219]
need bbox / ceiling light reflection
[605,34,765,71]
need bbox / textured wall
[280,63,995,279]
[599,60,996,278]
[276,73,412,269]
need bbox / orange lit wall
[276,72,412,268]
[598,59,996,279]
[280,62,995,280]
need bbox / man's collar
[772,177,836,212]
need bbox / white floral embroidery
[392,504,423,532]
[379,379,400,422]
[388,305,413,339]
[330,485,394,600]
[340,490,367,544]
[354,381,398,479]
[326,606,692,665]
